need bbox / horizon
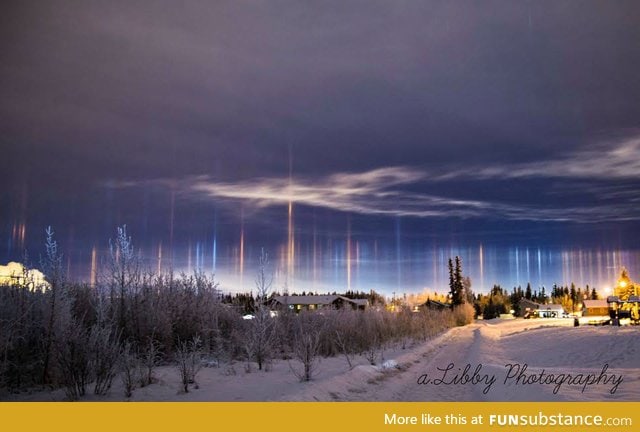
[2,226,636,297]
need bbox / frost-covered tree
[175,335,203,393]
[289,312,323,381]
[107,225,141,339]
[462,276,474,304]
[332,309,359,369]
[40,226,70,385]
[244,249,276,371]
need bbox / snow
[4,319,638,401]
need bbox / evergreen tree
[540,286,547,304]
[448,256,464,306]
[570,283,577,312]
[448,258,455,301]
[577,287,583,303]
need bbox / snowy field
[6,319,639,402]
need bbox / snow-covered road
[288,319,640,401]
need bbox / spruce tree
[448,258,455,302]
[448,256,464,306]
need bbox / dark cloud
[1,1,640,287]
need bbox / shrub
[453,303,475,326]
[175,335,203,393]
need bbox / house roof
[272,295,355,306]
[420,299,451,309]
[519,299,543,309]
[520,300,564,311]
[350,299,369,307]
[583,299,608,308]
[539,304,564,311]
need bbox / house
[582,299,609,317]
[538,304,565,318]
[519,299,565,318]
[270,295,367,312]
[350,298,369,310]
[417,299,451,312]
[518,298,545,318]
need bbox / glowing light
[158,242,162,274]
[287,200,294,290]
[346,218,351,291]
[196,241,201,272]
[479,244,484,292]
[212,235,217,273]
[395,218,401,289]
[239,222,244,290]
[90,246,97,288]
[212,214,217,273]
[0,262,48,290]
[515,247,520,286]
[619,280,628,288]
[287,143,295,290]
[169,186,175,261]
[355,240,360,289]
[537,248,542,287]
[312,218,318,290]
[11,222,27,251]
[526,248,530,284]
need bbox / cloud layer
[180,136,640,223]
[436,135,640,181]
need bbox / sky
[1,1,640,295]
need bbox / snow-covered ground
[289,318,639,402]
[5,319,639,401]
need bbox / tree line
[446,255,600,319]
[0,227,473,399]
[473,282,599,319]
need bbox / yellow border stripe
[1,402,638,432]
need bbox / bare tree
[394,308,415,349]
[40,226,67,385]
[359,310,384,366]
[90,323,121,395]
[54,319,91,400]
[107,225,141,339]
[139,336,162,387]
[332,309,359,369]
[120,341,138,398]
[0,287,22,390]
[244,249,275,371]
[0,267,39,390]
[175,335,203,393]
[289,312,323,381]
